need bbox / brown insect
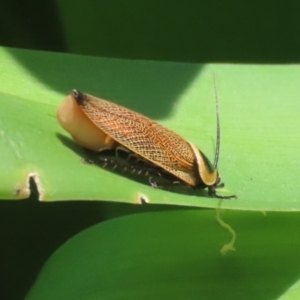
[57,84,236,199]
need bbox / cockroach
[57,82,237,199]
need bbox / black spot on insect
[73,89,87,105]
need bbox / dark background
[1,1,300,299]
[1,0,300,63]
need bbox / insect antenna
[213,73,221,170]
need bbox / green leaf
[25,210,300,300]
[1,46,299,211]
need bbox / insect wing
[76,93,198,186]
